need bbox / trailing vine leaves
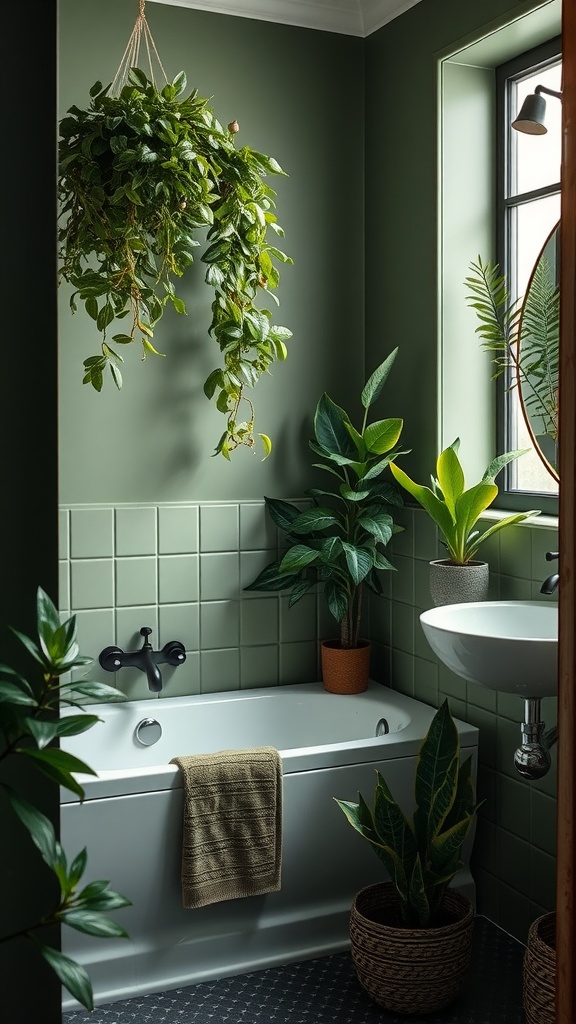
[58,69,293,458]
[0,588,130,1010]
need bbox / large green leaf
[37,943,94,1011]
[279,545,320,573]
[373,772,418,873]
[465,510,540,560]
[323,579,349,623]
[413,701,460,848]
[313,394,357,459]
[363,418,403,456]
[483,448,529,482]
[361,348,398,410]
[436,445,465,518]
[357,509,394,545]
[4,787,58,867]
[264,496,303,531]
[390,464,455,541]
[242,561,300,592]
[341,543,373,584]
[453,482,498,561]
[290,507,341,534]
[59,909,129,938]
[0,680,37,706]
[18,748,96,798]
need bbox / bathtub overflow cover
[135,718,162,746]
[375,717,390,737]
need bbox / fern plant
[464,253,559,447]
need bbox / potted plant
[0,588,129,1010]
[334,699,479,1015]
[244,347,408,693]
[58,68,292,459]
[390,439,540,606]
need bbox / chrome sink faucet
[540,550,559,595]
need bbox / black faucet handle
[161,640,187,667]
[545,551,559,561]
[139,626,153,646]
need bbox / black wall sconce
[512,83,563,135]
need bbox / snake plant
[334,699,479,928]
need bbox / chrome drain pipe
[514,697,558,779]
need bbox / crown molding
[146,0,424,37]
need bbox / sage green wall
[58,0,364,505]
[364,0,560,943]
[363,0,557,483]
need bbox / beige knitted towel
[170,747,282,909]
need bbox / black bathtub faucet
[540,550,559,595]
[99,627,186,693]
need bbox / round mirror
[516,221,560,483]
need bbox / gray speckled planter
[429,559,489,607]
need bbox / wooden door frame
[556,1,576,1020]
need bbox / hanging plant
[58,66,293,458]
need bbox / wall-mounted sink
[419,600,558,697]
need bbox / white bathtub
[60,681,478,1010]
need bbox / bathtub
[60,681,478,1010]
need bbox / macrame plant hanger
[110,0,169,96]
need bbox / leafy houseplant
[244,349,407,676]
[58,68,293,459]
[390,438,539,558]
[465,252,559,455]
[333,699,479,1015]
[335,699,478,927]
[0,588,130,1010]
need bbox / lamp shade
[512,92,548,135]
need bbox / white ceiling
[148,0,425,37]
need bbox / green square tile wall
[60,500,323,699]
[60,499,558,942]
[368,506,559,943]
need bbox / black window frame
[495,35,561,516]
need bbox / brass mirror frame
[517,220,560,484]
[557,0,576,1018]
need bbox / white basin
[419,600,558,697]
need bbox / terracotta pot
[349,882,474,1015]
[429,558,489,607]
[320,639,370,694]
[523,912,555,1024]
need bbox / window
[496,39,561,503]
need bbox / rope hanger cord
[110,0,169,96]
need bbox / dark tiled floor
[62,916,524,1023]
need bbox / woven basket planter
[320,640,370,694]
[523,912,555,1024]
[350,882,474,1016]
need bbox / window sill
[485,508,558,530]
